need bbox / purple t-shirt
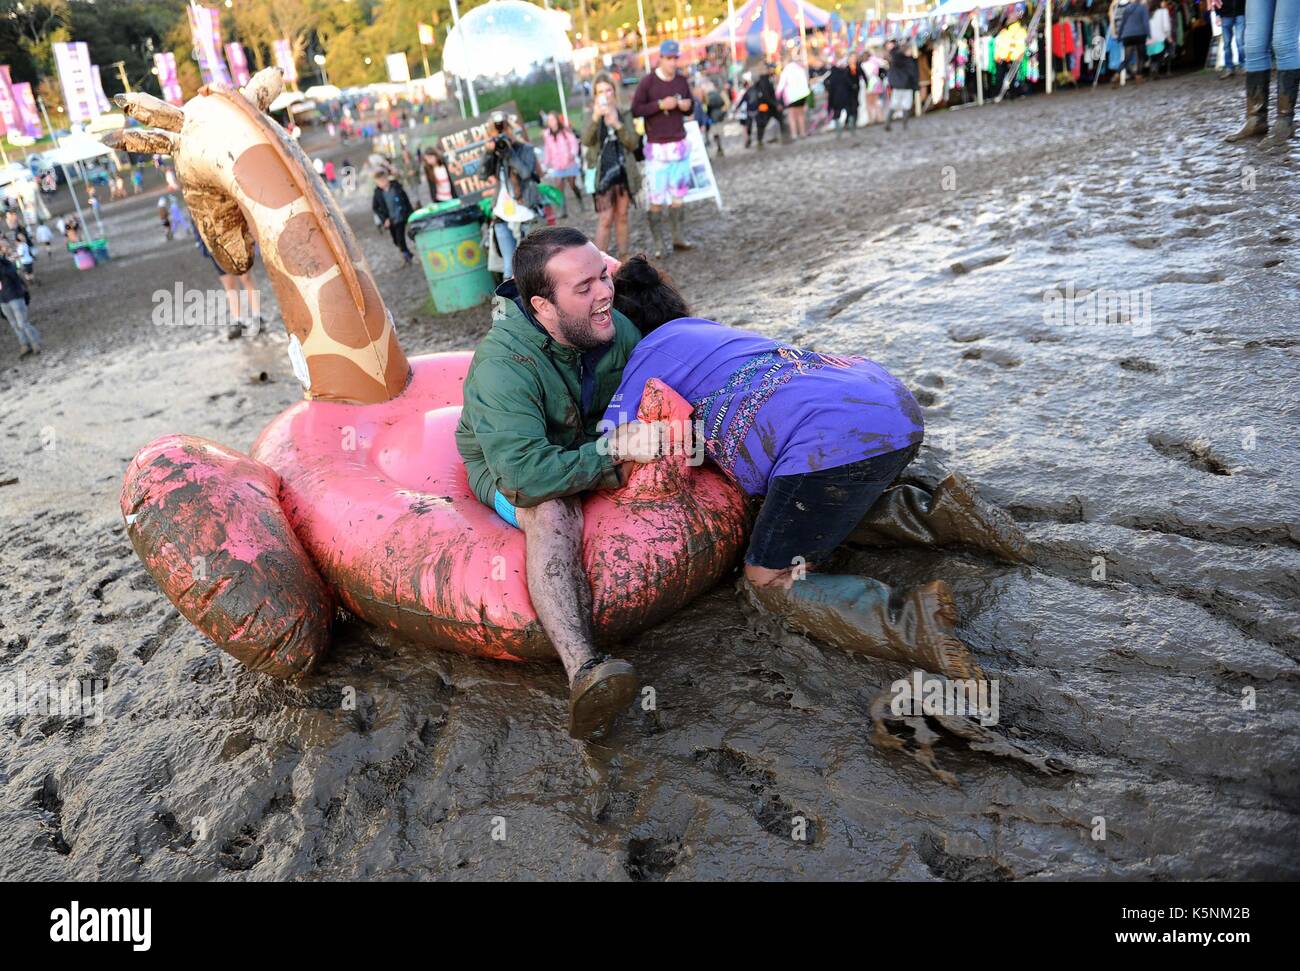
[603,318,924,496]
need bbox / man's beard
[554,306,610,351]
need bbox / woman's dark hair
[613,257,690,334]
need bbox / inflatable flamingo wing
[110,71,749,679]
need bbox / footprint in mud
[218,825,263,872]
[913,389,941,408]
[693,746,817,845]
[1118,357,1161,374]
[917,831,1014,882]
[1126,236,1163,250]
[624,837,682,881]
[1147,432,1235,476]
[947,324,987,343]
[949,251,1011,275]
[34,774,71,856]
[961,346,1021,368]
[1156,269,1225,285]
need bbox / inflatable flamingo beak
[601,251,622,279]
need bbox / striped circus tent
[703,0,833,56]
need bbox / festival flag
[188,4,231,86]
[273,38,298,84]
[154,52,184,104]
[91,66,112,114]
[14,82,43,137]
[386,52,411,83]
[418,22,435,46]
[225,42,251,86]
[0,67,22,136]
[53,41,99,122]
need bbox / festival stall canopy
[442,0,573,81]
[303,84,342,102]
[703,0,833,55]
[268,90,306,113]
[48,133,117,166]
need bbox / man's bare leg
[516,497,639,738]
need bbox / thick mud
[2,73,1297,880]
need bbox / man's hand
[676,96,691,112]
[658,95,678,111]
[384,219,391,228]
[607,420,695,464]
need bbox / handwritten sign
[432,101,521,204]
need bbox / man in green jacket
[456,227,668,740]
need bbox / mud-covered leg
[849,471,1035,563]
[740,574,984,681]
[515,497,639,739]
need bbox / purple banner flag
[155,52,184,105]
[53,41,99,122]
[188,4,231,86]
[273,38,298,84]
[225,42,251,86]
[14,82,42,137]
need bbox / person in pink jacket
[541,112,585,213]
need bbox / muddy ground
[1,72,1297,880]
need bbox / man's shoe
[18,344,32,357]
[568,656,639,740]
[226,319,244,340]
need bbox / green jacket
[456,281,642,509]
[581,106,642,197]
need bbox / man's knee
[515,495,584,533]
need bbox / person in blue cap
[631,39,696,258]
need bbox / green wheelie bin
[407,200,495,314]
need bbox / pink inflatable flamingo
[106,70,748,681]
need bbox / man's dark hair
[612,256,690,335]
[514,227,591,308]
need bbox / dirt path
[1,72,1296,880]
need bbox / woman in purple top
[606,258,1034,679]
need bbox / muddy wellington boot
[740,574,984,681]
[669,207,694,252]
[848,471,1035,564]
[568,655,639,740]
[646,209,668,259]
[1263,69,1299,148]
[1225,71,1271,142]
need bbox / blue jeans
[746,444,920,569]
[2,298,39,349]
[1244,0,1300,71]
[494,221,519,277]
[1221,15,1245,69]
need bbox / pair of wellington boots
[741,472,1033,680]
[1226,69,1299,147]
